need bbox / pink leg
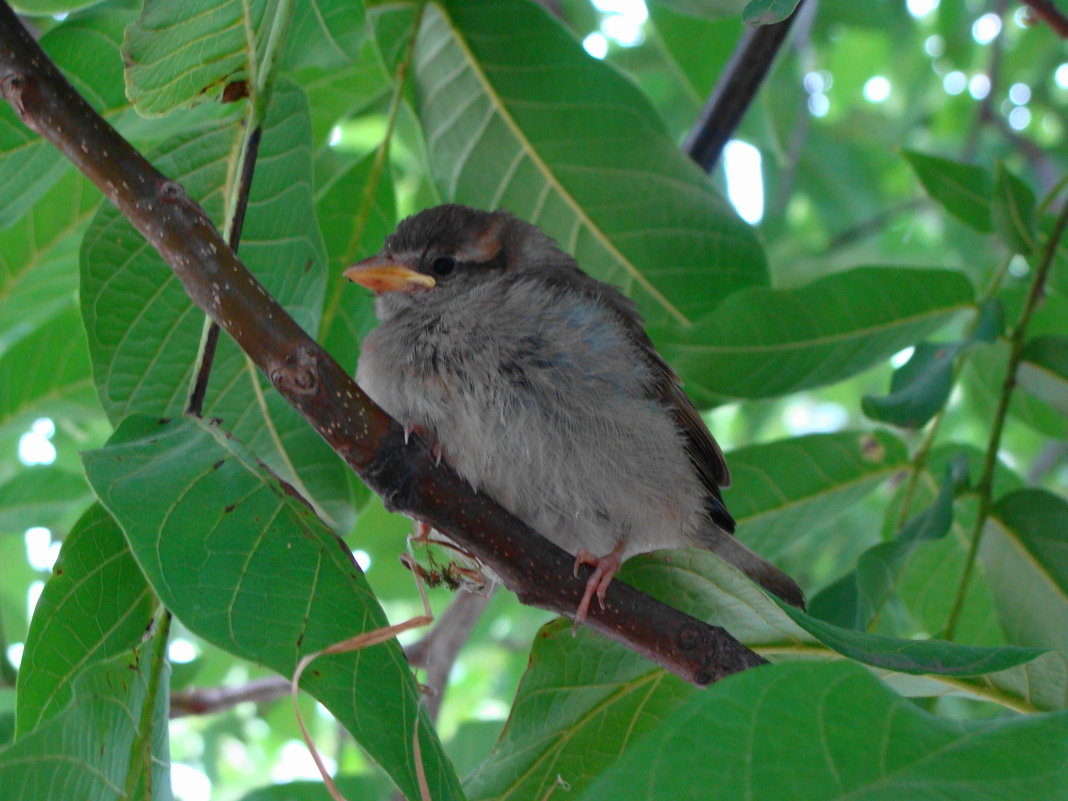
[572,541,626,622]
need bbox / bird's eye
[431,256,456,276]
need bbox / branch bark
[684,1,806,172]
[0,3,766,686]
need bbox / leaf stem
[122,608,171,800]
[187,0,294,416]
[943,194,1068,640]
[318,3,426,343]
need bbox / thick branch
[684,1,805,172]
[0,3,765,686]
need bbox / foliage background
[0,0,1067,799]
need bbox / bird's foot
[573,546,623,622]
[403,423,445,466]
[411,520,433,543]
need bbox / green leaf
[468,548,1059,800]
[410,0,768,338]
[316,149,396,360]
[0,307,99,440]
[81,416,464,801]
[982,489,1068,650]
[742,0,802,25]
[862,341,960,428]
[1017,336,1068,416]
[0,10,139,228]
[647,0,747,18]
[862,298,1001,428]
[10,0,104,13]
[903,149,993,232]
[123,0,261,115]
[727,430,909,558]
[808,459,962,629]
[465,616,695,801]
[284,1,366,71]
[0,467,93,535]
[80,80,355,531]
[0,171,100,351]
[622,549,1050,705]
[580,662,1068,801]
[665,266,975,401]
[991,161,1037,255]
[966,339,1068,438]
[236,777,390,801]
[0,631,171,801]
[15,505,153,737]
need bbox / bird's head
[344,204,570,319]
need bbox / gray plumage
[351,204,804,611]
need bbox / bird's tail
[697,526,806,609]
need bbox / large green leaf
[991,161,1037,256]
[665,266,975,401]
[1017,336,1068,416]
[581,662,1068,801]
[808,460,960,630]
[0,629,171,801]
[316,149,396,361]
[80,80,355,531]
[647,0,746,18]
[727,430,908,558]
[0,10,140,228]
[967,339,1068,438]
[903,150,993,233]
[467,548,1059,801]
[123,0,366,116]
[0,171,100,351]
[82,415,463,801]
[982,489,1068,651]
[15,505,153,737]
[0,307,99,441]
[0,467,93,535]
[408,0,767,340]
[285,0,366,71]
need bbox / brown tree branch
[1020,0,1068,36]
[684,0,806,172]
[0,3,765,686]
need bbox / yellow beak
[343,256,436,292]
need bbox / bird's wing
[556,267,736,533]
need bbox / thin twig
[0,2,764,686]
[187,0,293,416]
[944,195,1068,639]
[684,0,805,172]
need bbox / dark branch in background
[406,589,494,721]
[684,0,805,172]
[1020,0,1068,36]
[187,126,262,416]
[0,3,765,687]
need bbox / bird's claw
[572,547,623,622]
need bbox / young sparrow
[346,204,804,620]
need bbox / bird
[345,204,804,621]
